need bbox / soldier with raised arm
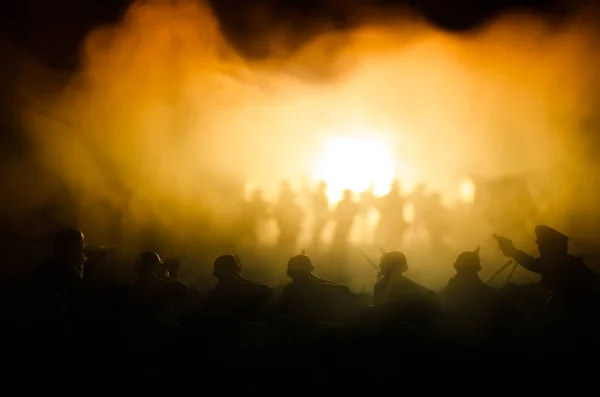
[494,225,600,328]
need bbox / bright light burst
[459,177,476,203]
[313,135,395,204]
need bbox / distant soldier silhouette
[409,183,428,241]
[239,188,270,245]
[277,254,355,324]
[205,255,273,320]
[494,225,600,344]
[358,183,376,243]
[311,181,330,249]
[375,180,408,249]
[423,192,448,249]
[332,189,359,247]
[274,181,304,254]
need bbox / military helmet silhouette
[453,246,481,272]
[287,254,314,274]
[135,251,164,275]
[213,254,242,277]
[379,251,408,274]
[54,228,85,255]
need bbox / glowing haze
[10,0,600,250]
[313,135,395,203]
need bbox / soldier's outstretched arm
[493,234,542,274]
[511,251,542,273]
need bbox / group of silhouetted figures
[8,222,600,373]
[240,179,449,252]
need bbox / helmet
[453,247,481,272]
[213,255,242,278]
[287,254,314,274]
[135,251,166,276]
[54,228,85,256]
[379,251,408,275]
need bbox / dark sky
[0,0,577,72]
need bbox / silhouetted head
[389,179,401,195]
[54,228,86,265]
[453,246,481,273]
[251,188,264,201]
[317,181,327,192]
[535,225,568,258]
[280,180,291,191]
[379,251,408,275]
[287,254,314,281]
[279,180,295,201]
[135,251,168,277]
[428,192,442,204]
[342,189,353,200]
[213,255,242,281]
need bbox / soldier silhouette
[444,247,493,304]
[131,251,189,317]
[311,181,330,249]
[375,180,408,249]
[239,188,270,246]
[332,189,358,248]
[443,247,502,348]
[494,225,600,348]
[274,181,304,254]
[126,251,188,353]
[423,192,448,249]
[277,254,355,324]
[205,255,273,320]
[444,248,496,316]
[374,251,438,330]
[32,228,97,313]
[374,251,435,307]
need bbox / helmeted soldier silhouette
[205,255,273,320]
[277,254,355,324]
[374,251,438,331]
[443,247,497,339]
[131,251,188,319]
[444,247,493,301]
[374,251,434,307]
[126,251,188,353]
[32,228,91,314]
[445,247,492,295]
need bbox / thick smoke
[8,0,600,258]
